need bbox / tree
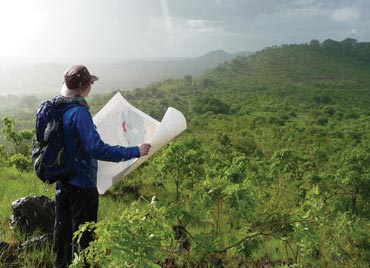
[322,39,339,52]
[183,75,193,86]
[9,153,31,172]
[309,39,320,49]
[336,146,370,216]
[19,95,40,110]
[1,117,34,158]
[192,97,230,115]
[157,138,204,201]
[341,38,357,53]
[0,144,5,165]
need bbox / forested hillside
[1,39,369,267]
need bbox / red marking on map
[122,121,127,132]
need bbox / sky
[0,0,370,62]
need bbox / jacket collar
[53,95,89,109]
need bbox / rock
[10,196,55,234]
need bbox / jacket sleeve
[74,107,141,162]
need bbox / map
[121,109,145,146]
[93,92,187,194]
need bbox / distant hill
[0,50,252,96]
[202,38,370,87]
[192,38,370,110]
[123,38,370,120]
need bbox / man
[54,65,151,268]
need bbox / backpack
[32,96,83,184]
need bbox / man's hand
[138,143,151,156]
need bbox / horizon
[0,36,365,65]
[0,48,253,95]
[0,38,367,96]
[0,48,252,65]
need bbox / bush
[192,97,230,115]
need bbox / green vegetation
[1,38,370,267]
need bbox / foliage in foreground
[71,201,173,268]
[71,141,370,268]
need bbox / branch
[214,217,313,254]
[177,216,313,256]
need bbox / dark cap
[63,65,98,91]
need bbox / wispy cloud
[187,19,224,33]
[331,7,360,22]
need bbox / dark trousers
[54,183,98,268]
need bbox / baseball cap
[62,65,98,94]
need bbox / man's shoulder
[63,105,91,123]
[69,104,89,112]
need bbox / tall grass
[0,166,55,267]
[0,167,53,225]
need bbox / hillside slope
[100,39,370,267]
[206,39,370,84]
[194,39,370,111]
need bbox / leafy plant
[71,201,174,268]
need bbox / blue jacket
[61,97,140,188]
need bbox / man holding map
[53,65,151,268]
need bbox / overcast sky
[1,0,370,62]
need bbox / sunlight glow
[0,2,42,57]
[159,0,173,43]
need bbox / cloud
[187,20,224,33]
[2,0,370,61]
[331,7,360,22]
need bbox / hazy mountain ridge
[202,39,370,87]
[0,50,252,95]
